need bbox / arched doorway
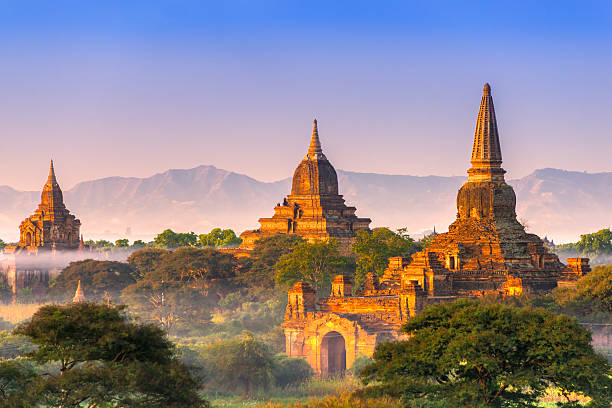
[320,331,346,376]
[25,232,32,246]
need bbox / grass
[206,376,361,408]
[206,377,596,408]
[0,303,44,324]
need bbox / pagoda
[1,161,82,295]
[385,83,588,295]
[14,160,81,252]
[282,84,590,376]
[240,120,371,253]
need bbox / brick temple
[2,161,84,294]
[240,120,371,254]
[283,84,590,376]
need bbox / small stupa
[72,280,86,303]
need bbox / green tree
[575,228,612,255]
[13,303,208,407]
[0,359,38,403]
[115,238,129,247]
[236,234,304,288]
[131,239,146,248]
[361,300,612,407]
[127,248,170,277]
[198,228,242,248]
[352,228,419,287]
[49,260,138,302]
[554,264,612,315]
[201,332,275,396]
[122,248,235,334]
[272,353,313,387]
[154,229,198,248]
[93,239,114,249]
[275,239,351,293]
[0,239,6,250]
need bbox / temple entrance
[25,232,32,246]
[320,331,346,377]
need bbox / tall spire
[307,119,326,160]
[468,83,505,182]
[40,159,66,215]
[47,160,58,185]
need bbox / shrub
[272,354,313,387]
[349,355,373,377]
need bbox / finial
[483,83,491,95]
[307,118,324,157]
[48,160,57,184]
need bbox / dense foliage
[122,247,235,334]
[361,300,612,407]
[48,259,138,302]
[9,302,208,407]
[275,239,352,293]
[554,264,612,314]
[236,234,304,288]
[198,228,242,247]
[352,228,419,287]
[554,228,612,264]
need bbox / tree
[0,359,38,403]
[154,229,198,248]
[275,239,351,293]
[201,332,275,396]
[352,228,419,287]
[48,260,138,302]
[198,228,242,248]
[554,264,612,315]
[272,353,313,387]
[236,234,304,288]
[131,239,146,248]
[127,248,170,277]
[122,247,236,333]
[575,228,612,255]
[0,239,6,250]
[12,303,208,407]
[115,238,129,247]
[361,300,612,408]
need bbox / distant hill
[0,166,609,243]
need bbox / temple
[240,120,371,254]
[283,84,590,376]
[13,160,81,252]
[1,161,83,294]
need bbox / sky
[0,0,611,190]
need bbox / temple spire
[471,83,502,166]
[307,119,326,160]
[468,83,505,182]
[47,160,58,185]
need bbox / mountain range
[0,166,609,243]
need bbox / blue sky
[1,1,611,189]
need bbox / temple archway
[320,331,346,377]
[25,232,32,246]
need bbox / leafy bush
[272,354,313,387]
[348,355,373,377]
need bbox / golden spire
[468,83,505,182]
[72,280,86,303]
[47,159,58,185]
[306,119,327,160]
[471,83,502,166]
